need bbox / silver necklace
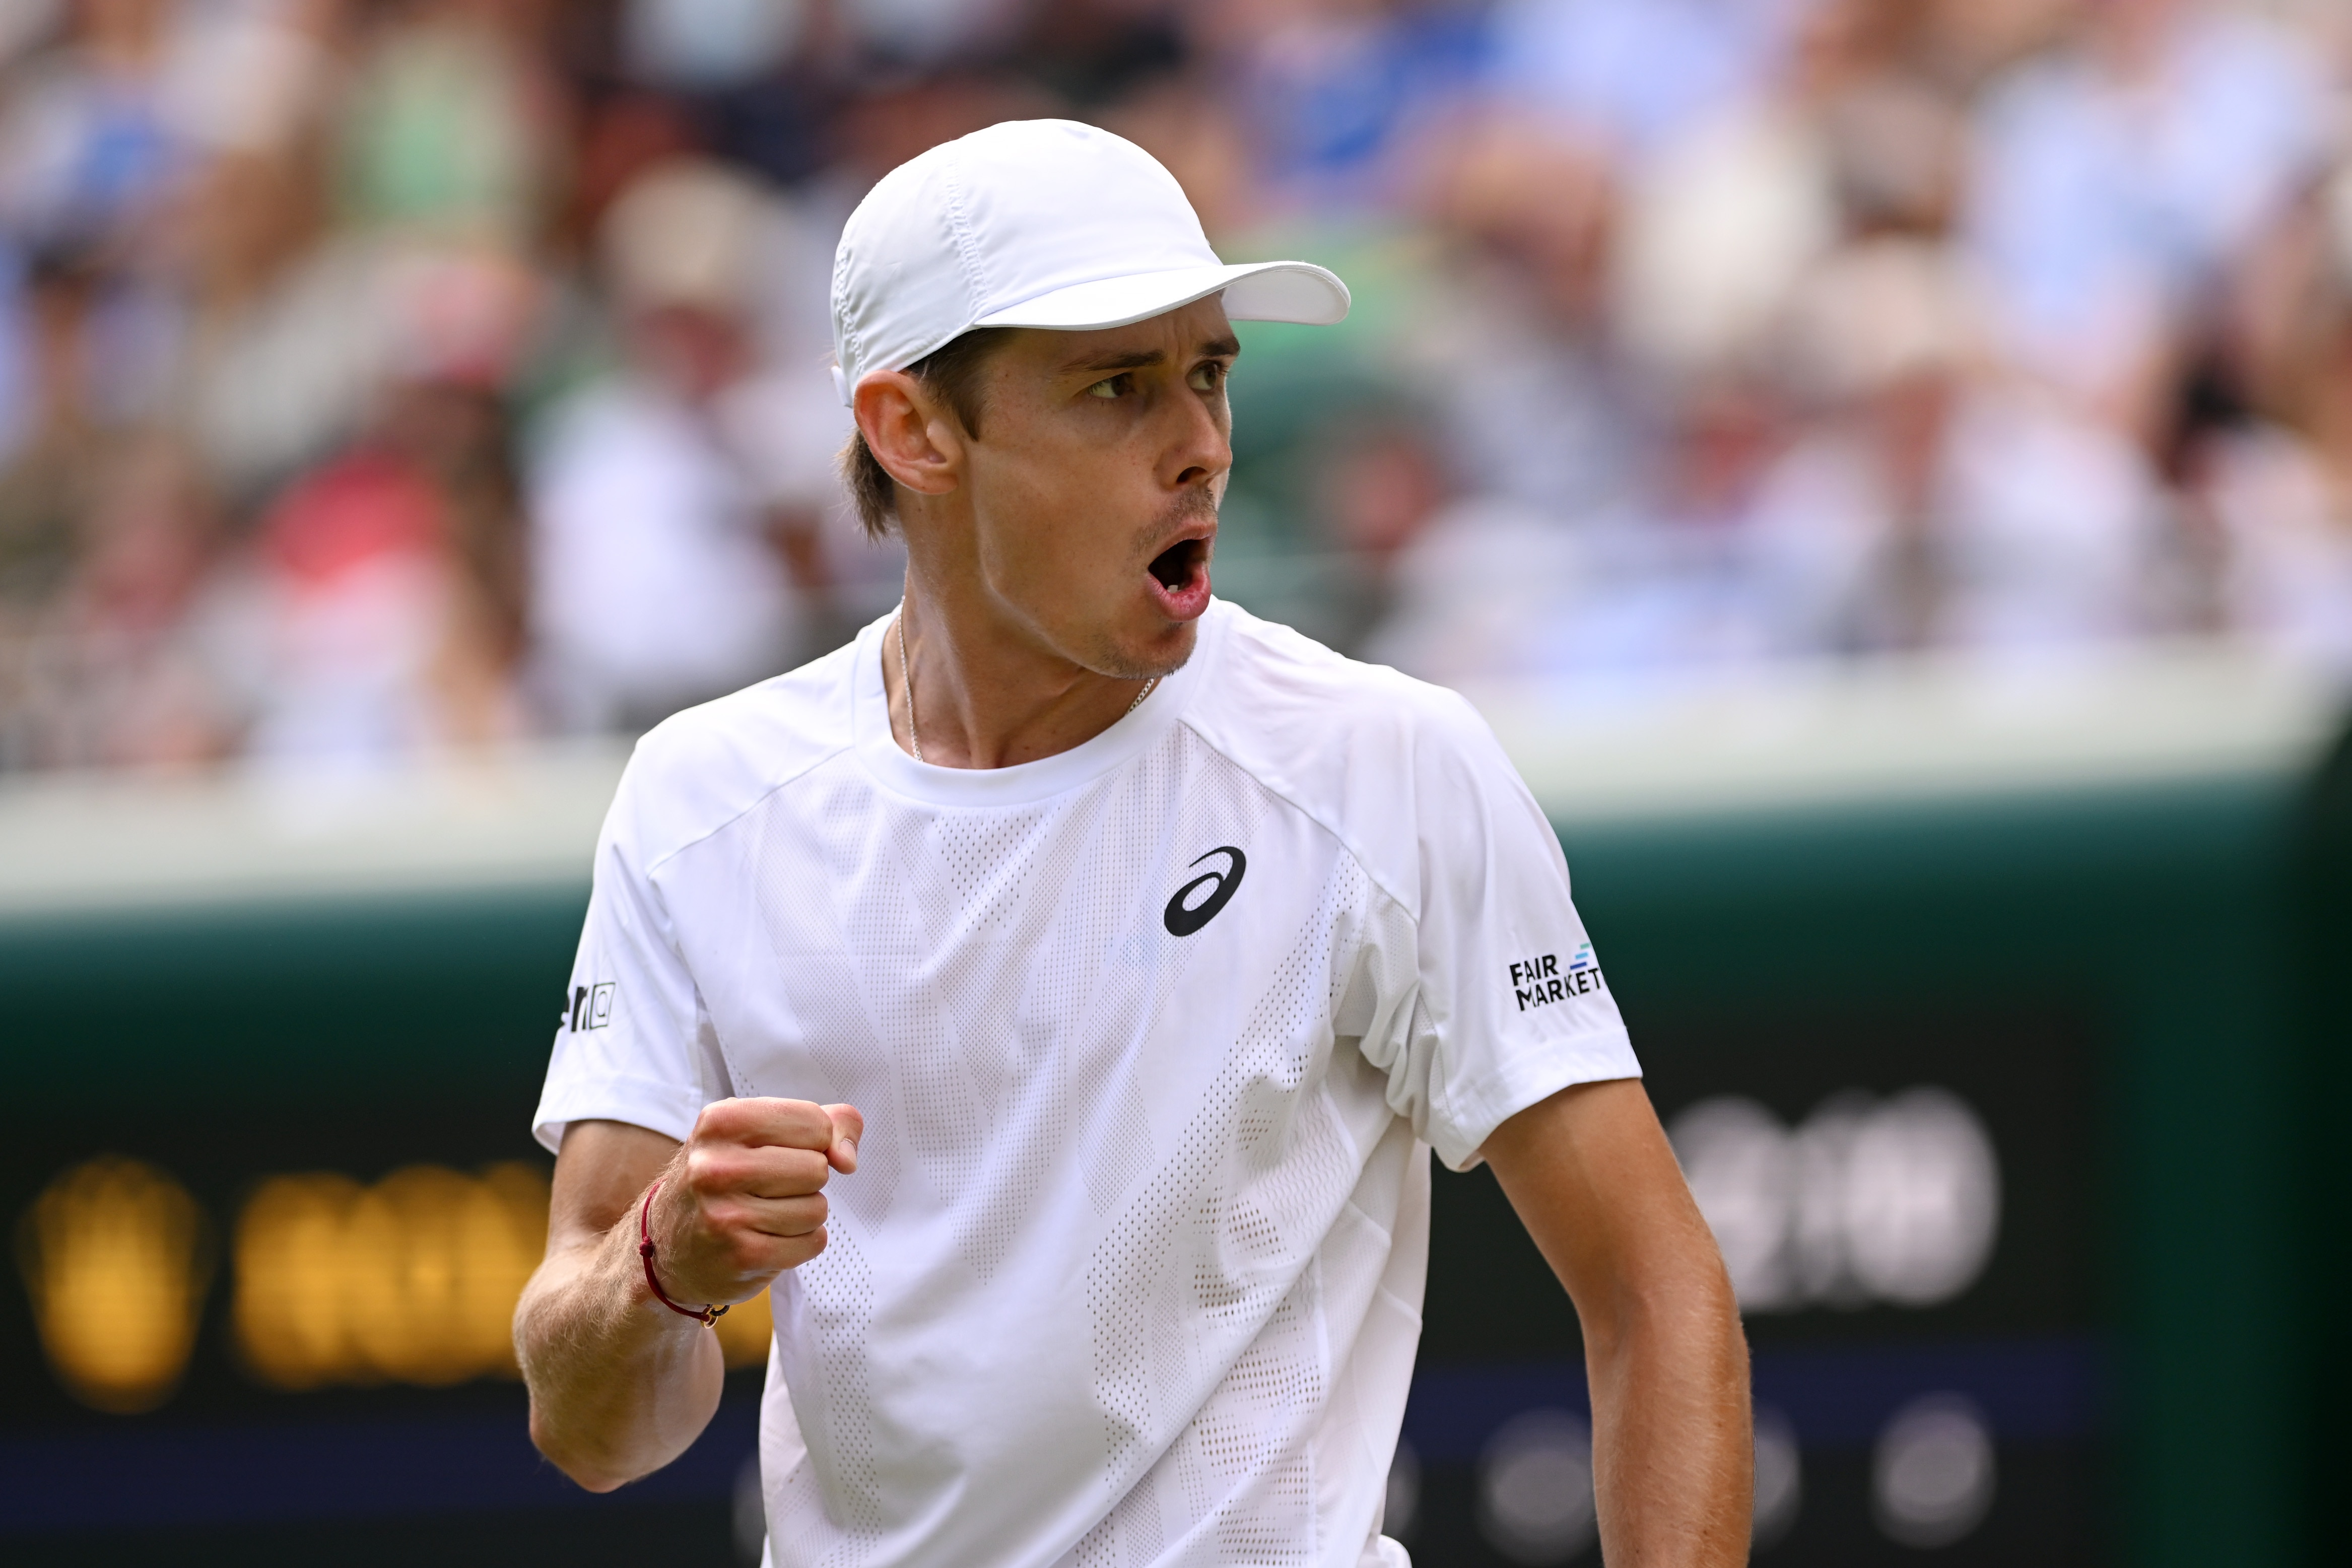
[896,611,1156,765]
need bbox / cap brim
[970,260,1350,333]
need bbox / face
[877,296,1237,680]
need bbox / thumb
[824,1104,864,1173]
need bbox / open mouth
[1145,534,1213,619]
[1148,517,1223,616]
[1149,536,1208,592]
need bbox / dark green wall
[1562,778,2305,1568]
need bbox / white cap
[829,119,1350,405]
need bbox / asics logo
[1164,847,1246,936]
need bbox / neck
[885,569,1161,772]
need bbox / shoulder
[605,639,861,872]
[1195,600,1491,746]
[1184,603,1525,911]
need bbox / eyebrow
[1062,334,1243,376]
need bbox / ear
[853,370,963,499]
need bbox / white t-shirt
[534,600,1638,1568]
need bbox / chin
[1095,617,1198,682]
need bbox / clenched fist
[642,1097,863,1310]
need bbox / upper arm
[1479,1078,1726,1343]
[547,1119,681,1254]
[534,755,727,1156]
[1359,687,1640,1170]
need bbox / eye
[1086,373,1132,400]
[1188,361,1227,394]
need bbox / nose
[1165,385,1232,494]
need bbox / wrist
[637,1179,730,1327]
[605,1181,695,1326]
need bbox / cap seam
[939,145,993,346]
[830,249,858,385]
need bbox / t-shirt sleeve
[1363,690,1639,1173]
[531,754,731,1153]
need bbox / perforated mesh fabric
[732,731,1394,1566]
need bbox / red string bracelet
[639,1180,728,1326]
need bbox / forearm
[1483,1080,1753,1564]
[516,1213,726,1491]
[1585,1274,1751,1566]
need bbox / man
[517,120,1749,1566]
[530,159,842,734]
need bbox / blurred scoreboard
[0,891,771,1566]
[1403,1004,2098,1566]
[0,757,2327,1567]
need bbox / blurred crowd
[2,0,2349,774]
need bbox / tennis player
[516,119,1748,1566]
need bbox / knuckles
[694,1096,837,1151]
[720,1230,770,1275]
[701,1194,829,1262]
[684,1144,830,1200]
[681,1146,721,1196]
[702,1215,829,1282]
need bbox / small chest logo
[1510,944,1603,1012]
[567,982,616,1032]
[1165,846,1246,936]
